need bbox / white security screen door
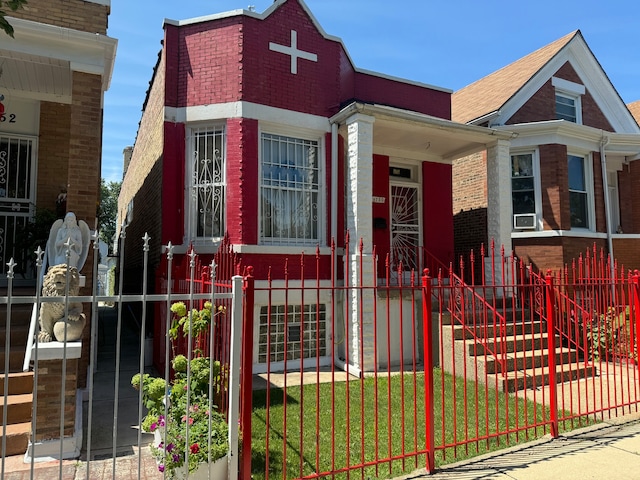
[390,183,420,279]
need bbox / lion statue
[38,264,86,343]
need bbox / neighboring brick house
[118,0,510,373]
[1,0,116,281]
[0,0,116,459]
[451,31,640,276]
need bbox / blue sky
[103,0,640,183]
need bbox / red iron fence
[235,241,640,479]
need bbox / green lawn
[250,369,592,480]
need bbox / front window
[189,126,225,239]
[511,153,536,216]
[260,133,320,244]
[568,154,589,229]
[555,93,578,122]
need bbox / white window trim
[552,77,584,125]
[258,123,326,246]
[567,151,595,232]
[185,123,227,246]
[510,148,542,231]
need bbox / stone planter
[152,430,228,479]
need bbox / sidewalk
[396,413,640,480]
[3,305,162,479]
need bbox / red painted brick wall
[226,118,259,245]
[372,154,390,274]
[423,161,454,265]
[168,1,451,119]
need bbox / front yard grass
[250,368,593,479]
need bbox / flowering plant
[132,300,229,478]
[150,392,228,478]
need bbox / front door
[0,134,36,279]
[390,183,421,281]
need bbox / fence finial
[35,246,44,267]
[164,242,174,261]
[142,233,151,252]
[6,257,16,279]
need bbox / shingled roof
[629,100,640,127]
[452,31,579,125]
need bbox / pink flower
[158,464,165,473]
[190,443,200,454]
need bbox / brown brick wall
[612,238,640,272]
[507,62,614,131]
[35,359,78,441]
[513,237,607,274]
[452,151,487,212]
[539,144,567,230]
[37,102,71,210]
[10,0,109,34]
[119,51,166,283]
[618,163,640,234]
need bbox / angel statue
[46,212,91,270]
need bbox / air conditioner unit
[513,213,536,230]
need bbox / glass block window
[189,126,225,239]
[260,133,320,244]
[258,304,327,363]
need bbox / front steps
[441,310,595,393]
[1,292,35,457]
[1,373,33,457]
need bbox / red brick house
[452,31,640,276]
[118,0,510,372]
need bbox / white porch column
[486,139,513,288]
[345,113,376,372]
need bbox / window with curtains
[260,132,320,244]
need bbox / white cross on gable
[269,30,318,75]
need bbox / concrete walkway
[3,306,162,479]
[396,413,640,480]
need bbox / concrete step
[0,422,30,457]
[493,362,597,393]
[472,348,583,375]
[0,393,33,424]
[0,322,31,347]
[468,333,555,356]
[0,346,27,373]
[0,372,34,395]
[450,319,543,340]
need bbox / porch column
[345,113,376,372]
[486,139,513,287]
[67,70,102,387]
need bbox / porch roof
[0,16,117,103]
[330,102,514,163]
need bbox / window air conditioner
[513,213,536,230]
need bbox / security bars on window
[260,133,319,245]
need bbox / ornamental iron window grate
[189,126,226,239]
[0,135,35,277]
[260,133,319,244]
